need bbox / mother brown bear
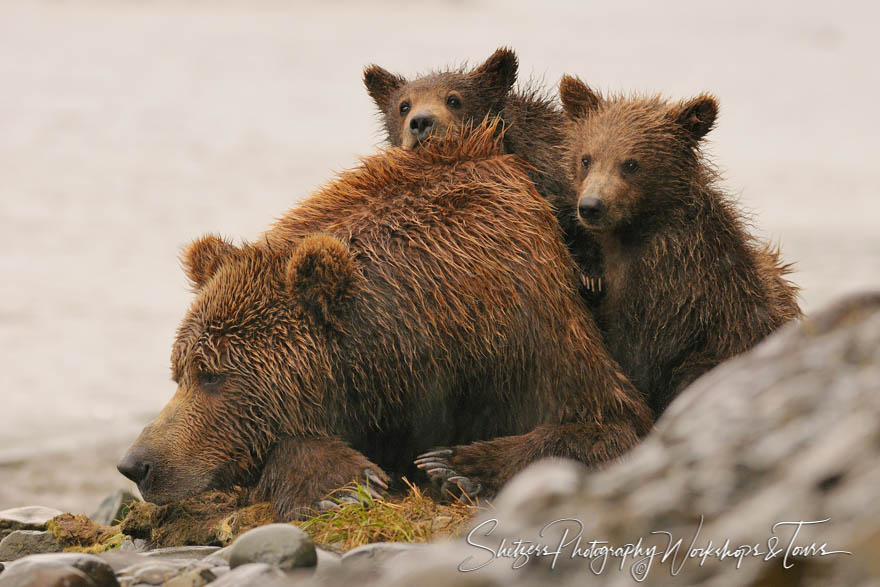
[117,123,652,520]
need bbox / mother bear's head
[117,234,359,504]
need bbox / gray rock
[201,545,232,565]
[207,563,288,586]
[0,530,60,560]
[115,557,227,587]
[118,561,183,585]
[376,543,507,587]
[90,489,141,526]
[334,542,428,584]
[0,506,63,540]
[210,564,230,577]
[228,523,316,571]
[97,551,149,573]
[141,546,219,561]
[311,547,343,584]
[157,567,216,587]
[340,542,425,569]
[0,552,118,586]
[315,547,340,568]
[490,458,585,515]
[117,538,148,553]
[348,292,880,586]
[0,565,95,587]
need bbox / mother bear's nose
[117,450,153,486]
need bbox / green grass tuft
[297,478,479,551]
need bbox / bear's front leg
[254,436,390,520]
[415,421,643,501]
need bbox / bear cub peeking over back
[364,48,603,303]
[559,76,802,417]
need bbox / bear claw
[315,468,389,512]
[447,475,482,498]
[415,448,482,501]
[364,468,389,492]
[317,499,338,511]
[416,448,453,459]
[426,467,455,479]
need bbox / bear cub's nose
[117,451,153,486]
[409,113,436,138]
[578,196,605,224]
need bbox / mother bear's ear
[286,234,359,326]
[181,234,237,289]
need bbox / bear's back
[263,126,601,438]
[264,126,576,329]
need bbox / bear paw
[414,448,483,502]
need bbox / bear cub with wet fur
[559,76,802,416]
[364,48,603,301]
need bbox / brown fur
[559,76,802,416]
[364,48,603,303]
[119,122,652,519]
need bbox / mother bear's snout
[117,447,154,489]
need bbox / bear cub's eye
[621,159,639,175]
[198,371,226,389]
[399,101,410,116]
[581,155,592,170]
[446,95,462,109]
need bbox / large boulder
[350,292,880,586]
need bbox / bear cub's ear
[559,75,601,119]
[470,47,518,99]
[181,235,237,289]
[670,94,718,141]
[363,65,406,111]
[287,234,359,326]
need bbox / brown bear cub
[364,48,603,303]
[118,123,652,519]
[559,76,802,417]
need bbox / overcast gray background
[1,1,878,512]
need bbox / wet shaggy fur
[364,48,602,303]
[559,76,802,416]
[119,122,652,520]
